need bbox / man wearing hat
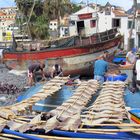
[126,48,137,65]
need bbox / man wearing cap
[126,48,137,65]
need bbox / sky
[0,0,134,11]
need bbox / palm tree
[30,15,49,39]
[15,0,33,17]
[15,0,49,39]
[44,0,72,37]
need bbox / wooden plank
[0,133,25,139]
[82,123,140,127]
[78,128,140,133]
[0,134,14,140]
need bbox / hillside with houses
[0,2,139,50]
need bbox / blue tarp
[125,88,140,108]
[105,74,127,81]
[17,84,75,112]
[113,57,126,63]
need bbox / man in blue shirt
[94,55,108,84]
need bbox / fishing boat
[3,28,122,76]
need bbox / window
[128,21,135,29]
[69,20,75,26]
[65,28,68,34]
[105,7,111,15]
[112,18,121,28]
[90,20,96,28]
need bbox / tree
[15,0,49,40]
[71,3,82,13]
[44,0,72,37]
[30,15,49,39]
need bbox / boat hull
[3,36,122,76]
[49,129,140,139]
[129,109,140,124]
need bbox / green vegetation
[15,0,82,40]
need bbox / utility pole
[127,0,137,51]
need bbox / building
[49,15,69,38]
[60,26,69,37]
[0,7,17,42]
[98,2,130,50]
[68,2,138,50]
[49,20,58,31]
[69,6,97,37]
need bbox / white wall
[98,12,113,32]
[98,9,131,50]
[84,19,96,36]
[60,27,69,37]
[0,28,2,42]
[69,24,77,36]
[49,21,58,31]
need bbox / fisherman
[94,55,108,84]
[126,48,137,65]
[28,63,46,86]
[130,54,140,93]
[103,50,109,61]
[51,64,63,78]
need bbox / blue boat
[49,129,140,139]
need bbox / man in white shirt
[136,57,140,84]
[126,48,137,64]
[130,55,140,93]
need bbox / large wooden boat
[3,28,122,76]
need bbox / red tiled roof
[0,12,6,16]
[112,10,128,17]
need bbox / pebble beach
[0,64,28,106]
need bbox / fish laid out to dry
[7,80,99,133]
[81,81,128,126]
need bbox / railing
[75,28,118,46]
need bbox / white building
[98,3,131,50]
[69,6,97,37]
[0,22,2,42]
[49,20,58,31]
[68,3,138,50]
[49,17,69,38]
[60,26,69,37]
[0,7,17,42]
